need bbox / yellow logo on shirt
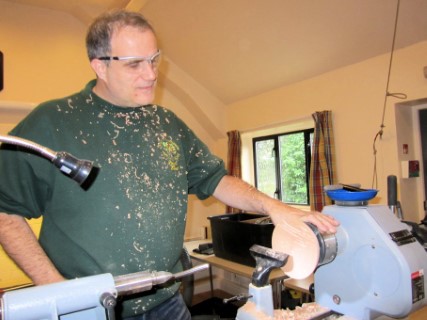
[158,139,180,171]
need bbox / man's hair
[86,10,155,61]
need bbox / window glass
[253,129,313,205]
[254,139,277,198]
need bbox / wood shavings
[239,302,332,320]
[274,303,330,319]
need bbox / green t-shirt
[0,80,227,316]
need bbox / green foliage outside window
[280,133,308,204]
[254,129,313,205]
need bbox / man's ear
[90,59,107,80]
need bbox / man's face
[94,26,159,107]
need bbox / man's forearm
[0,213,64,285]
[213,175,281,215]
[213,175,339,233]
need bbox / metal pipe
[114,271,173,296]
[114,264,209,296]
[0,135,56,160]
[173,263,209,280]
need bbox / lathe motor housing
[315,204,427,319]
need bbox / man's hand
[269,206,339,234]
[299,211,339,234]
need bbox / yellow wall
[223,41,427,222]
[0,2,92,103]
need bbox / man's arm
[213,175,339,234]
[0,212,64,285]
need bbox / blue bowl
[326,189,378,202]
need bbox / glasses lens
[103,51,161,73]
[150,52,161,69]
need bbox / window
[253,128,314,205]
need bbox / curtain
[226,130,242,213]
[309,111,337,212]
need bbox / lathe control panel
[390,229,417,246]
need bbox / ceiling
[6,0,427,104]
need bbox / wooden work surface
[407,306,427,319]
[375,306,427,319]
[185,239,286,281]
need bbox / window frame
[252,128,314,205]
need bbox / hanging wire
[372,0,407,189]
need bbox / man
[0,10,338,319]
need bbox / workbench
[184,239,287,309]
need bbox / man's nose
[140,61,157,80]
